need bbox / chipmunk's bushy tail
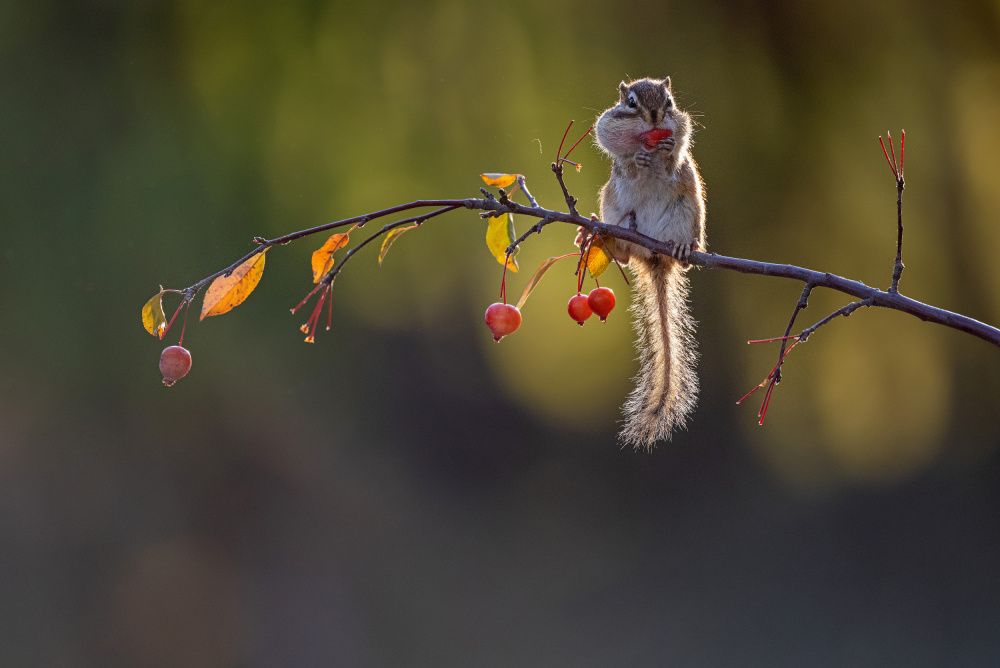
[620,256,698,449]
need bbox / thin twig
[516,175,538,208]
[319,205,461,285]
[881,130,906,294]
[774,283,814,383]
[506,216,554,256]
[890,174,905,293]
[551,162,579,217]
[798,297,875,342]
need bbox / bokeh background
[2,0,1000,665]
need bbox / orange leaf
[141,288,167,338]
[481,173,519,188]
[200,251,267,320]
[311,232,351,283]
[379,224,418,265]
[516,256,562,310]
[584,236,615,278]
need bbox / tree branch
[173,195,1000,350]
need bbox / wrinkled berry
[160,346,192,386]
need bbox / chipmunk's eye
[627,95,638,109]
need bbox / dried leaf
[141,288,167,338]
[486,213,518,272]
[481,173,519,188]
[200,251,267,320]
[516,256,562,310]
[584,236,615,278]
[311,232,351,283]
[379,224,418,265]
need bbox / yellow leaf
[141,288,167,338]
[311,232,351,283]
[486,213,518,272]
[585,236,616,278]
[379,224,419,265]
[516,256,563,310]
[481,173,519,188]
[200,251,267,320]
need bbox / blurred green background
[2,0,1000,665]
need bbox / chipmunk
[594,76,706,448]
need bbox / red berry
[485,303,521,342]
[588,287,616,322]
[641,128,673,150]
[160,345,192,386]
[567,294,592,325]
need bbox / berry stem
[556,120,574,162]
[879,135,898,179]
[747,335,800,344]
[900,130,905,177]
[291,283,325,314]
[576,232,596,293]
[163,297,188,338]
[887,131,898,177]
[500,251,510,304]
[178,301,192,347]
[562,125,594,161]
[326,284,333,331]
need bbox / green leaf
[486,213,518,272]
[379,224,419,265]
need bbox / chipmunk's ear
[619,81,629,104]
[662,77,672,92]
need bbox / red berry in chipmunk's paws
[160,345,191,386]
[587,287,616,322]
[567,294,593,325]
[641,128,673,150]
[485,303,521,342]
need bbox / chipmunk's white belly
[618,172,686,242]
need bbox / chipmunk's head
[596,77,690,158]
[618,77,674,124]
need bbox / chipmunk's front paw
[635,151,654,169]
[655,136,676,153]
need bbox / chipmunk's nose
[649,109,659,124]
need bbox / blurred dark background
[2,0,1000,665]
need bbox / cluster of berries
[484,286,616,342]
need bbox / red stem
[500,253,510,304]
[326,285,333,331]
[748,335,800,344]
[879,136,898,179]
[291,283,324,314]
[178,302,191,347]
[556,121,574,162]
[563,125,593,160]
[900,130,905,177]
[887,131,898,177]
[163,298,187,338]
